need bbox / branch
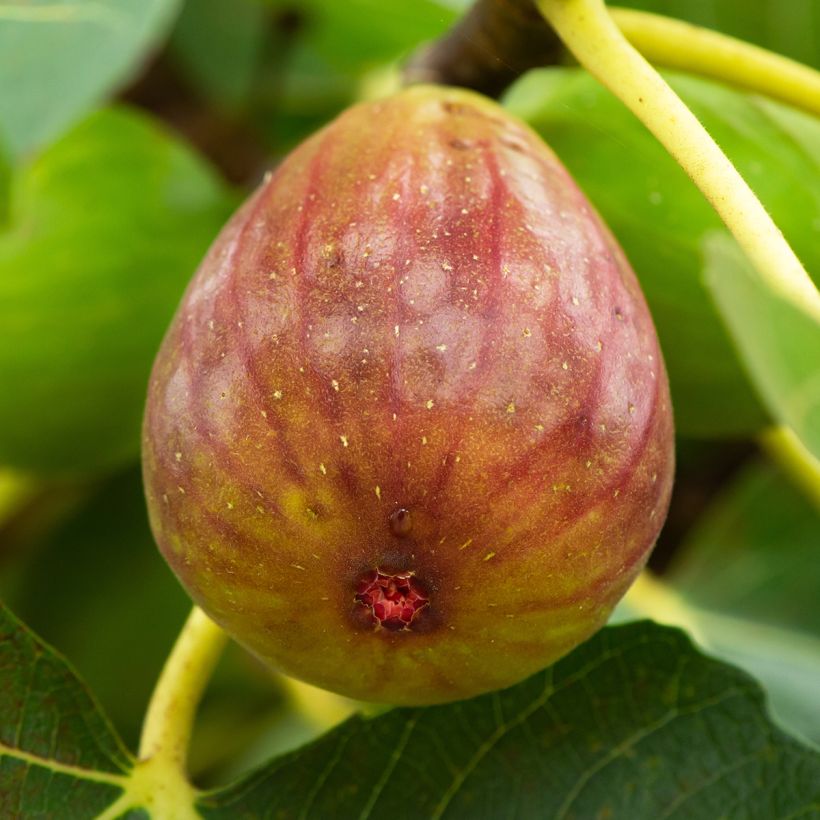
[404,0,563,98]
[405,0,820,121]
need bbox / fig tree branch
[406,0,820,120]
[403,0,564,97]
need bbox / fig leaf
[665,454,820,744]
[3,602,819,818]
[0,602,132,817]
[199,621,820,818]
[703,234,820,460]
[0,106,236,475]
[0,0,182,161]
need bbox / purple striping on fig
[142,85,674,705]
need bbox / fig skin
[142,85,674,705]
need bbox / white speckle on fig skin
[142,85,674,706]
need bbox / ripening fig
[142,85,674,705]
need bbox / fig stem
[624,572,707,644]
[138,606,228,771]
[94,610,226,818]
[609,7,820,119]
[405,0,820,112]
[279,675,358,729]
[535,0,820,323]
[760,426,820,509]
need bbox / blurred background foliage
[0,0,818,787]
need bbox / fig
[142,85,674,705]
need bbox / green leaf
[613,597,820,749]
[505,69,820,438]
[169,0,457,156]
[0,602,131,817]
[704,235,820,459]
[2,609,818,815]
[169,0,359,157]
[0,0,182,161]
[620,0,820,70]
[670,456,820,634]
[662,454,820,744]
[0,144,9,223]
[689,612,820,749]
[0,106,236,475]
[199,622,820,819]
[171,0,270,111]
[304,0,457,72]
[257,45,359,156]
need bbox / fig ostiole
[142,85,674,705]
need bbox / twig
[404,0,563,98]
[405,0,820,121]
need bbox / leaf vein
[358,713,421,820]
[0,739,128,786]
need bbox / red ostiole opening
[355,570,429,631]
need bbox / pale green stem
[624,572,708,644]
[610,7,820,119]
[279,675,359,730]
[359,63,403,102]
[759,425,820,509]
[95,608,228,820]
[535,0,820,325]
[138,606,228,768]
